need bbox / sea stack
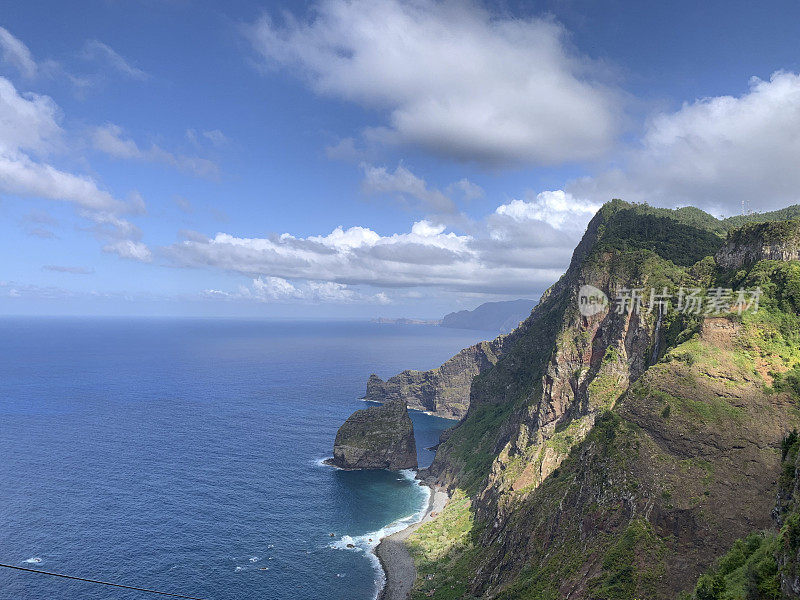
[327,399,418,470]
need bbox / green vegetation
[442,401,517,493]
[408,200,800,600]
[774,365,800,400]
[408,489,479,600]
[595,200,726,266]
[587,345,624,410]
[682,433,800,600]
[724,218,800,248]
[589,519,668,600]
[722,205,800,230]
[685,533,781,600]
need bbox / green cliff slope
[408,201,800,600]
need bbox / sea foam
[328,469,431,599]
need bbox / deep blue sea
[0,318,491,600]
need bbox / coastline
[375,481,449,600]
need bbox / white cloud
[0,152,121,211]
[306,280,357,302]
[206,276,390,304]
[91,123,219,178]
[569,71,800,215]
[494,190,600,230]
[92,123,139,158]
[103,239,153,262]
[361,163,456,214]
[0,75,149,261]
[166,207,575,296]
[252,276,303,300]
[410,220,446,237]
[82,40,148,80]
[246,0,620,166]
[0,26,37,78]
[0,76,125,212]
[0,77,61,155]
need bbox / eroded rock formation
[327,399,418,470]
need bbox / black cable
[0,563,207,599]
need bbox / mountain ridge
[387,200,800,599]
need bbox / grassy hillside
[409,201,800,600]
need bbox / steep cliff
[327,399,418,470]
[681,429,800,599]
[716,218,800,269]
[401,201,800,600]
[364,338,506,419]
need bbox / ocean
[0,318,490,600]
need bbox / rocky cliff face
[364,338,506,419]
[401,201,800,600]
[427,203,680,499]
[715,218,800,269]
[328,399,418,470]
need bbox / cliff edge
[364,338,505,420]
[399,200,800,600]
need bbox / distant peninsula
[372,299,537,333]
[440,298,537,333]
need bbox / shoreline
[375,479,449,600]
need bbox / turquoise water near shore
[0,318,488,600]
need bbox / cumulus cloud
[252,276,303,300]
[166,203,580,296]
[0,26,37,78]
[82,40,148,80]
[569,71,800,215]
[0,75,150,260]
[91,123,219,178]
[246,0,620,166]
[494,190,600,230]
[0,76,129,212]
[361,163,456,214]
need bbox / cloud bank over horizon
[4,3,800,314]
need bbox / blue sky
[2,0,800,317]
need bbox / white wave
[328,469,431,599]
[314,457,342,469]
[23,557,42,564]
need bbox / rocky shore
[376,484,449,600]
